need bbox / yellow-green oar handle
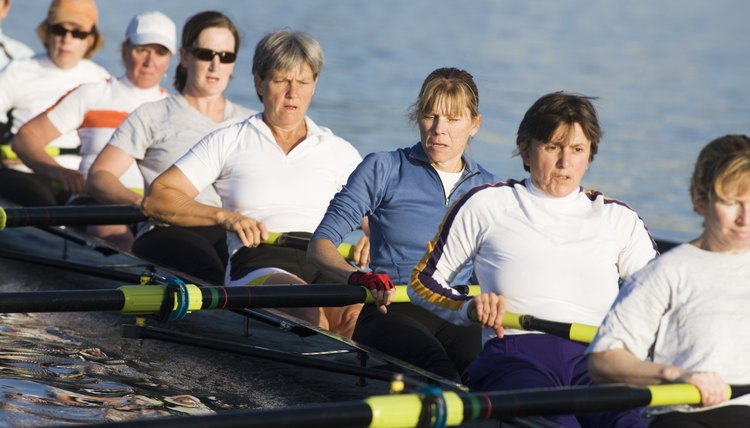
[263,232,355,260]
[1,145,62,160]
[0,206,6,231]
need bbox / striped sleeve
[409,182,497,326]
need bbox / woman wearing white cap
[11,11,176,249]
[0,0,109,206]
[88,11,255,284]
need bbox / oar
[0,284,476,314]
[0,204,146,229]
[0,205,356,258]
[499,312,597,343]
[60,383,750,428]
[0,144,79,160]
[264,231,355,260]
[0,283,599,342]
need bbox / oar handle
[0,144,77,160]
[263,232,355,260]
[468,306,598,343]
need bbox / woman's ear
[470,113,482,137]
[692,190,708,216]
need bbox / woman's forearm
[87,170,142,206]
[142,182,223,227]
[308,238,358,282]
[588,348,678,385]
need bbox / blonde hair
[690,134,750,204]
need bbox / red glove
[348,271,395,292]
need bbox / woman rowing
[410,91,658,426]
[12,11,176,249]
[0,0,109,206]
[142,29,364,337]
[588,134,750,427]
[308,67,497,381]
[86,11,254,284]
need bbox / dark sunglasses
[188,47,237,64]
[48,23,92,40]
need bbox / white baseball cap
[125,11,177,54]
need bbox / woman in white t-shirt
[142,30,363,337]
[0,0,108,206]
[588,134,750,427]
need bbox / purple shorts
[468,334,646,428]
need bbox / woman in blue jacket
[308,67,497,382]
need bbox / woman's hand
[348,272,395,314]
[469,292,505,338]
[663,367,729,407]
[351,235,370,270]
[219,211,268,247]
[51,167,86,194]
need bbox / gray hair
[252,29,324,102]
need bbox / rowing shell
[0,203,510,427]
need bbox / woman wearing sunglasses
[142,29,364,337]
[0,0,109,206]
[86,11,255,285]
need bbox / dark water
[0,313,218,426]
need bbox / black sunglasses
[188,47,237,64]
[48,23,92,40]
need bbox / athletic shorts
[229,232,332,284]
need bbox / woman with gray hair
[143,29,364,337]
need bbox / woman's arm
[589,348,729,407]
[87,145,142,205]
[13,113,84,193]
[143,166,268,247]
[308,238,359,283]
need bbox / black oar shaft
[0,289,125,312]
[0,285,370,314]
[473,385,651,419]
[2,205,146,227]
[212,284,368,308]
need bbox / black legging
[353,302,482,383]
[0,168,69,206]
[132,225,228,285]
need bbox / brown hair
[690,134,750,205]
[408,67,480,125]
[174,11,240,93]
[515,91,601,172]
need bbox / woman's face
[123,44,172,89]
[181,27,236,97]
[255,62,317,130]
[522,122,591,197]
[695,184,750,253]
[418,101,480,172]
[46,22,94,69]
